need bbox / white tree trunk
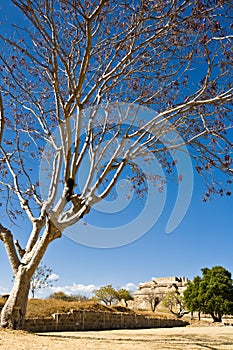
[0,265,31,329]
[0,220,61,329]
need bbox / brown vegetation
[0,297,179,320]
[26,299,124,318]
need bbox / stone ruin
[131,276,189,310]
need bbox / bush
[48,291,89,302]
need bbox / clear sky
[0,2,233,298]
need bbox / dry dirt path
[1,326,233,349]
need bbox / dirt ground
[1,326,233,350]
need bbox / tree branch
[0,92,4,146]
[14,240,25,259]
[0,147,35,223]
[0,224,20,276]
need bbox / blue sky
[1,173,233,297]
[0,2,233,298]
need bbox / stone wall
[24,309,189,332]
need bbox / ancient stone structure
[132,276,189,310]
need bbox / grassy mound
[25,299,136,318]
[0,297,172,319]
[25,299,118,318]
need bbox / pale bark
[0,224,20,276]
[14,240,25,258]
[0,265,31,329]
[0,220,61,329]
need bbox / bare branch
[14,240,25,259]
[0,92,4,146]
[0,147,35,223]
[0,224,20,275]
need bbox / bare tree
[30,262,58,298]
[162,291,189,318]
[0,0,232,329]
[146,292,161,313]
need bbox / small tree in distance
[48,291,89,302]
[30,262,58,298]
[93,284,118,306]
[93,285,133,307]
[162,291,188,318]
[146,292,161,313]
[115,288,134,307]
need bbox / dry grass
[26,299,123,318]
[1,297,134,318]
[2,298,230,350]
[0,297,178,319]
[25,299,178,319]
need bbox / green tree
[93,285,118,306]
[162,290,188,318]
[200,266,233,322]
[48,291,69,301]
[48,291,89,302]
[115,289,134,307]
[184,276,202,320]
[184,266,233,322]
